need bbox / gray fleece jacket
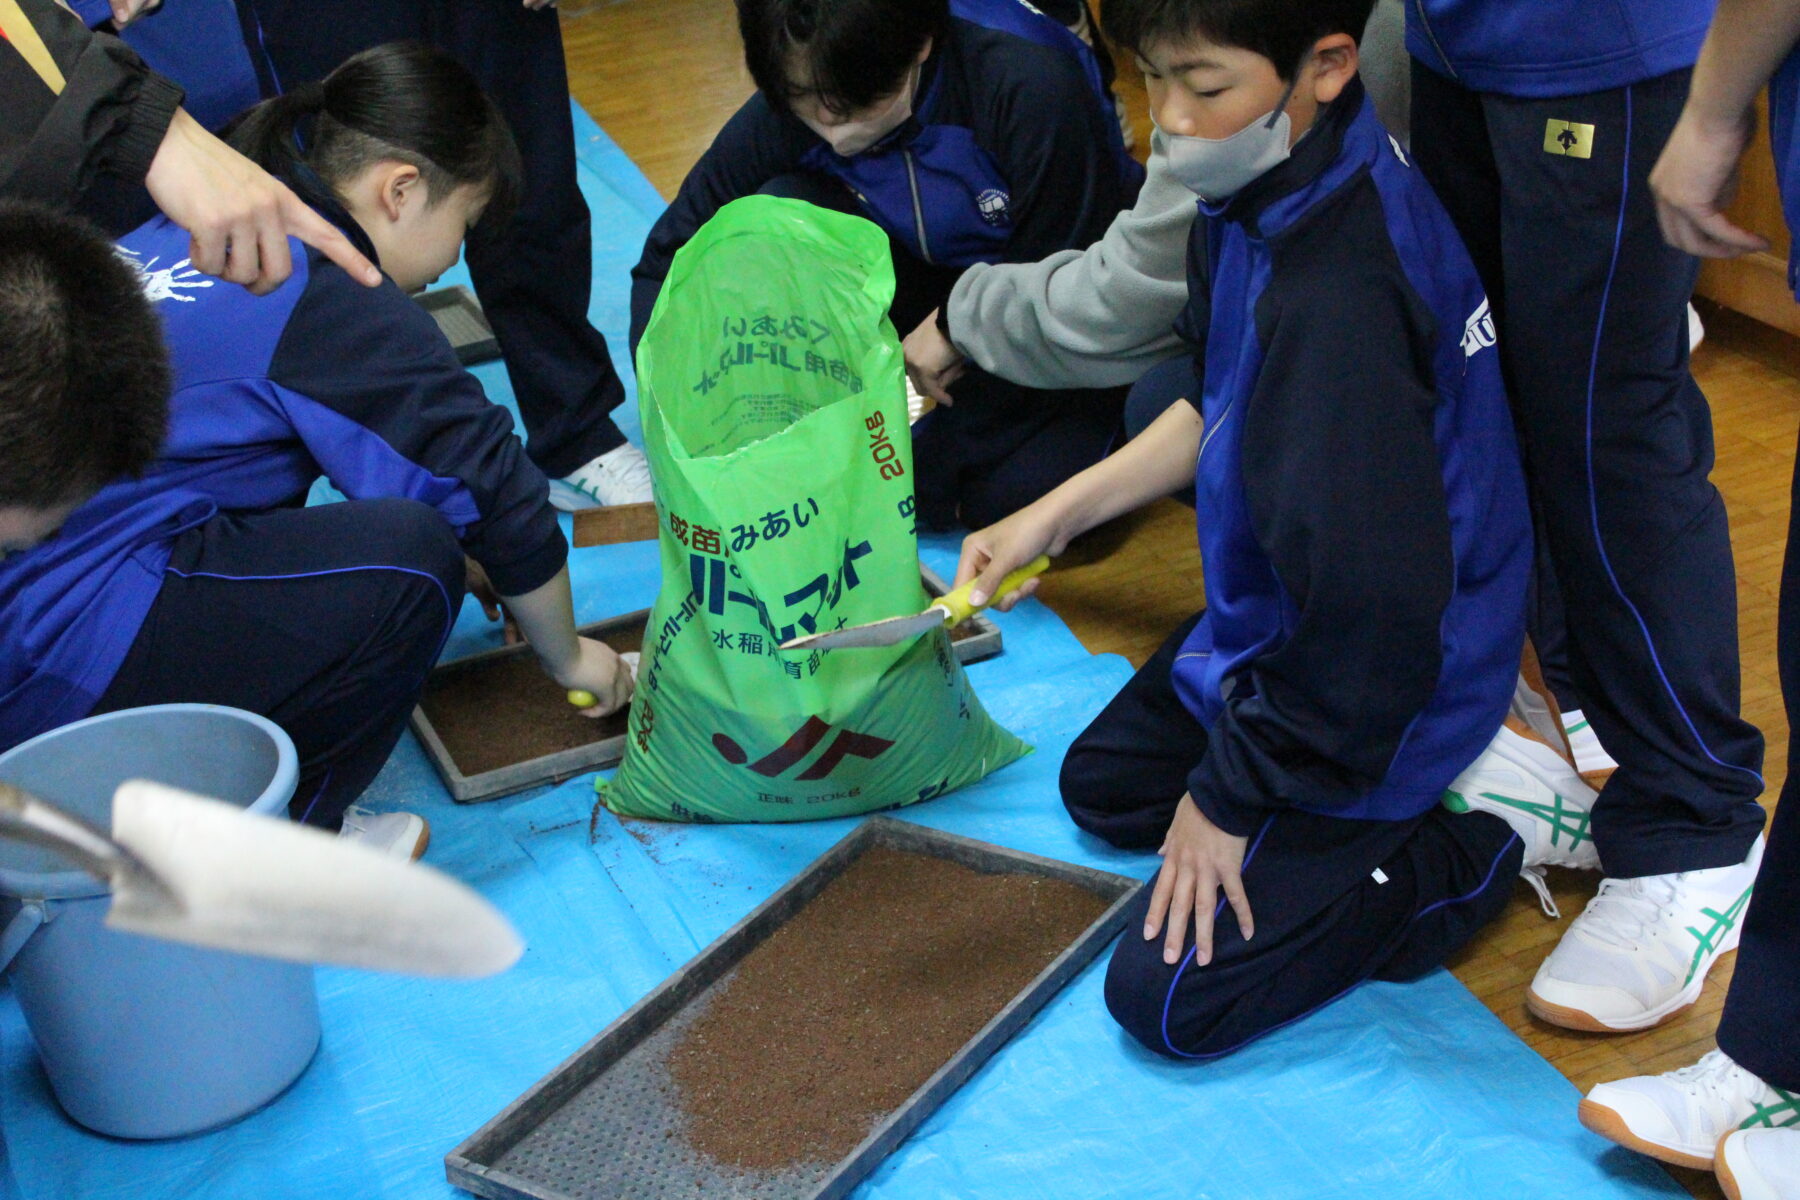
[944,128,1193,391]
[940,0,1411,393]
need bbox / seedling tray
[445,817,1139,1200]
[411,609,648,804]
[419,285,501,365]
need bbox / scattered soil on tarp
[420,625,642,777]
[669,846,1112,1172]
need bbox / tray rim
[444,815,1142,1200]
[409,607,650,803]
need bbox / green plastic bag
[600,197,1028,823]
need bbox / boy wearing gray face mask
[952,0,1585,1061]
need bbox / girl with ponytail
[226,41,522,292]
[1,41,631,854]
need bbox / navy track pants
[93,499,463,831]
[1411,63,1766,878]
[1061,614,1522,1060]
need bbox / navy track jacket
[0,0,184,224]
[0,196,564,751]
[628,0,1142,354]
[1775,52,1800,301]
[1172,80,1531,837]
[1407,0,1716,97]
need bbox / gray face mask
[1159,70,1303,201]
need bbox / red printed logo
[711,717,894,781]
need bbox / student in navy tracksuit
[1574,8,1800,1190]
[630,0,1144,531]
[0,45,632,839]
[112,0,654,508]
[1406,0,1769,1037]
[953,0,1574,1057]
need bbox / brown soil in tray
[419,625,642,777]
[669,845,1112,1172]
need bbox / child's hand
[144,109,382,294]
[465,557,522,644]
[1143,794,1253,968]
[551,637,634,718]
[955,502,1066,611]
[903,309,966,406]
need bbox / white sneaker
[548,442,653,510]
[1561,706,1621,783]
[1510,670,1571,753]
[339,806,430,862]
[1444,712,1600,915]
[1529,836,1763,1031]
[1579,1050,1799,1170]
[1445,726,1600,869]
[1689,301,1707,353]
[1718,1127,1800,1200]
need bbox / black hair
[1102,0,1377,80]
[227,42,522,230]
[0,202,169,509]
[738,0,949,116]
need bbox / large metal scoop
[0,779,521,977]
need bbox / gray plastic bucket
[0,704,321,1139]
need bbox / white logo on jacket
[1462,298,1497,357]
[976,188,1011,226]
[116,247,214,304]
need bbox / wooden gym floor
[561,5,1792,1194]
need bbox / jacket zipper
[902,149,934,264]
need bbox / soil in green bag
[669,846,1112,1171]
[420,625,643,777]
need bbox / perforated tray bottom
[449,820,1139,1200]
[493,990,832,1199]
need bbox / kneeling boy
[956,0,1597,1059]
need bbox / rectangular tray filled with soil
[414,567,1003,804]
[410,610,648,804]
[446,817,1140,1200]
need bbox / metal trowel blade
[779,606,947,652]
[107,780,523,978]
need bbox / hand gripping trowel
[779,555,1050,652]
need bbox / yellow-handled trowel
[779,556,1049,652]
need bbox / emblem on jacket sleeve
[976,188,1012,227]
[1462,298,1498,357]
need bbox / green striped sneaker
[1444,721,1601,917]
[1579,1049,1799,1171]
[1530,836,1763,1032]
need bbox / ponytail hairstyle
[226,42,523,230]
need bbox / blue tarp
[0,107,1685,1200]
